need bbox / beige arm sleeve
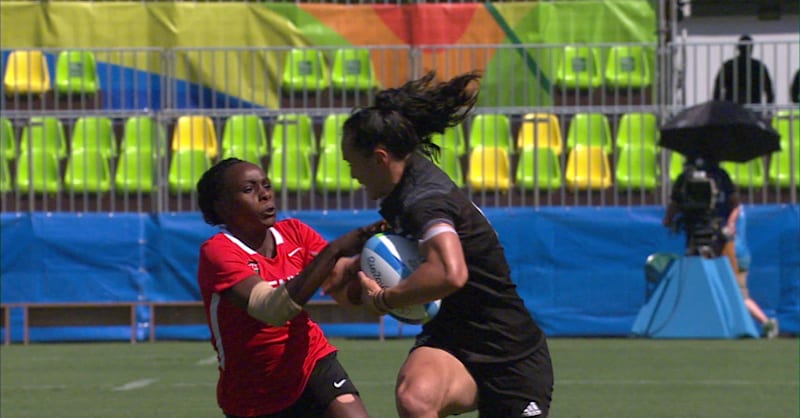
[246,281,303,326]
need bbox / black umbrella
[658,100,781,163]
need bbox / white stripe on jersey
[210,293,224,370]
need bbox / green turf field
[1,338,797,418]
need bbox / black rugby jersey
[379,153,546,363]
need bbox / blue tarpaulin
[632,256,760,338]
[1,205,798,342]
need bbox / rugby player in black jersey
[324,71,554,418]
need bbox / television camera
[669,163,723,257]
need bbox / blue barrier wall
[2,205,798,341]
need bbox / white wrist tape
[247,281,303,326]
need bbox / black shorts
[413,336,554,418]
[225,351,359,418]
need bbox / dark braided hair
[343,70,480,162]
[197,157,246,226]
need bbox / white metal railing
[1,41,797,213]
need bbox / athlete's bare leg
[325,393,370,418]
[395,346,479,418]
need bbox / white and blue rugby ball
[361,233,440,324]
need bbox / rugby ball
[360,233,440,324]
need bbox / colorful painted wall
[1,1,657,109]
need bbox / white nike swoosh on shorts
[333,379,347,388]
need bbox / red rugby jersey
[197,219,336,416]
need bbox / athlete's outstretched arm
[223,220,387,325]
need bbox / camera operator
[662,156,740,273]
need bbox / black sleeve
[402,194,460,238]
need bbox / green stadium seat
[168,149,212,194]
[565,145,612,190]
[281,48,330,92]
[768,147,799,188]
[3,49,51,94]
[566,113,613,153]
[517,113,563,156]
[20,117,68,159]
[171,115,219,159]
[55,50,100,94]
[432,124,467,157]
[271,113,316,156]
[772,110,799,150]
[315,145,359,192]
[555,46,603,89]
[1,117,15,160]
[0,156,11,192]
[15,150,61,194]
[221,114,268,160]
[71,116,117,158]
[64,149,112,193]
[331,48,380,92]
[115,148,156,193]
[604,45,652,89]
[222,145,264,166]
[320,113,348,151]
[515,146,563,191]
[615,145,659,190]
[121,116,167,156]
[722,158,766,189]
[615,112,658,151]
[467,145,512,192]
[469,114,513,152]
[269,148,313,192]
[668,151,686,181]
[433,147,464,188]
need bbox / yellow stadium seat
[467,146,512,192]
[565,145,612,190]
[171,115,219,159]
[517,113,563,156]
[3,50,51,95]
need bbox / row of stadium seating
[3,45,653,98]
[3,109,796,161]
[2,109,797,194]
[3,137,795,197]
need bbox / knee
[395,377,439,418]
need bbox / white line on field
[112,378,158,391]
[557,379,798,386]
[196,355,217,366]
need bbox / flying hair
[344,70,481,161]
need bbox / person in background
[325,71,554,418]
[790,68,799,104]
[728,204,779,338]
[195,157,378,418]
[712,34,775,106]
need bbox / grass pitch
[1,337,797,418]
